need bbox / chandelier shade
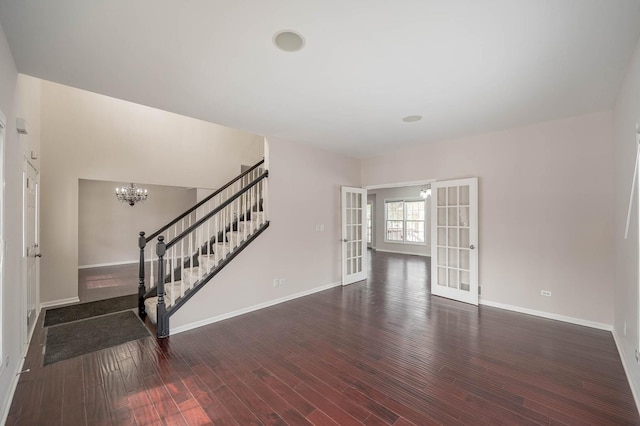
[420,184,431,199]
[115,183,148,206]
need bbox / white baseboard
[612,329,640,415]
[171,281,342,335]
[40,296,80,309]
[78,260,138,269]
[479,299,613,331]
[374,248,430,257]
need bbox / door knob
[469,244,475,250]
[342,239,348,242]
[36,253,42,258]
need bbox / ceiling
[1,1,639,158]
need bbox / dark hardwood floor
[8,251,639,425]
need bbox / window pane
[406,221,424,242]
[405,201,425,220]
[386,201,403,220]
[386,220,403,241]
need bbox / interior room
[1,1,640,424]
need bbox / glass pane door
[342,187,367,285]
[431,178,478,305]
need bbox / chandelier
[115,183,148,206]
[420,184,431,199]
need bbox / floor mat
[44,310,150,365]
[44,294,138,327]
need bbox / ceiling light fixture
[115,183,148,206]
[273,30,305,52]
[403,115,422,123]
[420,184,432,199]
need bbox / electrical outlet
[272,278,279,288]
[279,278,287,286]
[541,290,552,297]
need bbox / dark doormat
[44,294,138,327]
[44,310,151,365]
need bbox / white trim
[612,329,640,414]
[374,248,429,257]
[171,281,342,335]
[40,296,80,309]
[480,299,613,331]
[78,259,138,269]
[365,179,434,190]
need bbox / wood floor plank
[85,384,112,426]
[143,372,182,421]
[61,357,87,425]
[6,251,640,425]
[128,386,162,425]
[181,375,238,426]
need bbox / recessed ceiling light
[402,115,422,123]
[273,30,305,52]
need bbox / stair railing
[137,159,266,317]
[153,169,268,336]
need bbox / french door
[430,178,478,305]
[342,187,367,285]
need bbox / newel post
[156,236,169,338]
[138,231,146,318]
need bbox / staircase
[137,159,269,337]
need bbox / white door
[342,187,367,285]
[431,178,478,305]
[23,160,39,344]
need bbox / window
[385,199,425,243]
[366,203,372,244]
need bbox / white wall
[40,81,264,305]
[0,22,42,422]
[613,35,640,405]
[78,180,197,267]
[171,137,361,330]
[362,111,615,327]
[368,185,431,256]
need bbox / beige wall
[0,21,43,420]
[40,81,264,304]
[171,137,361,329]
[613,35,640,403]
[362,111,615,326]
[368,185,431,256]
[78,180,197,267]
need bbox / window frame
[384,198,426,245]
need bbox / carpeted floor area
[44,294,138,327]
[43,310,150,365]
